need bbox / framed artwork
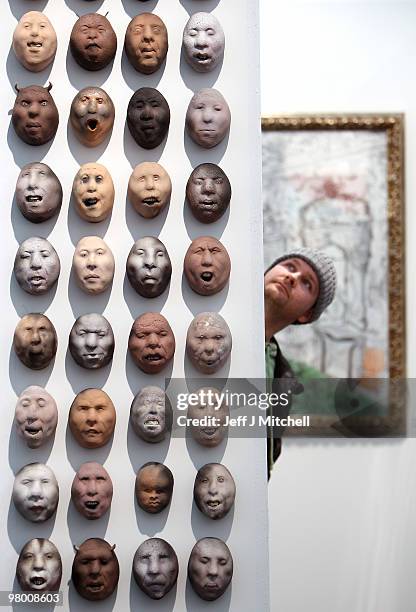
[262,115,406,432]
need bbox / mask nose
[85,332,98,350]
[142,25,154,43]
[201,249,213,266]
[147,332,160,348]
[87,98,97,113]
[30,251,42,270]
[195,31,208,49]
[201,178,215,194]
[28,104,40,118]
[140,105,153,121]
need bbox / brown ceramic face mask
[126,237,172,298]
[186,163,231,223]
[15,163,62,223]
[125,13,168,74]
[16,539,62,593]
[127,88,170,149]
[15,386,58,449]
[73,163,114,222]
[14,314,57,370]
[133,539,178,600]
[72,539,119,601]
[186,88,231,149]
[12,84,59,146]
[188,387,229,447]
[128,162,171,218]
[70,13,117,71]
[186,312,232,374]
[188,538,233,601]
[135,462,173,514]
[70,87,114,147]
[184,236,230,296]
[194,463,236,520]
[128,313,175,374]
[71,462,113,520]
[13,12,57,72]
[69,388,116,449]
[73,236,115,294]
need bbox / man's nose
[144,175,155,190]
[87,98,97,113]
[207,480,218,495]
[33,555,45,572]
[27,171,38,189]
[201,178,215,194]
[31,329,41,344]
[86,408,97,424]
[201,109,213,123]
[29,480,43,498]
[201,250,213,266]
[87,177,97,192]
[28,104,40,118]
[140,105,153,120]
[89,560,101,576]
[30,252,42,270]
[85,333,98,349]
[143,256,156,269]
[87,255,97,269]
[30,23,40,37]
[147,332,160,348]
[195,32,208,49]
[142,25,154,42]
[87,481,97,496]
[148,557,160,575]
[207,561,219,578]
[203,339,215,354]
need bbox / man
[264,247,337,477]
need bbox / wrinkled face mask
[188,538,233,601]
[133,538,178,599]
[12,84,59,146]
[15,386,58,449]
[125,13,168,74]
[186,312,232,374]
[186,163,231,223]
[71,462,113,520]
[72,163,114,222]
[69,313,115,369]
[70,13,117,71]
[14,237,60,295]
[130,386,170,443]
[70,87,114,147]
[194,463,236,520]
[12,463,59,523]
[14,314,58,370]
[184,236,231,296]
[69,388,116,449]
[128,313,175,374]
[182,12,224,73]
[15,162,62,223]
[16,539,62,592]
[72,539,119,601]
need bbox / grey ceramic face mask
[186,88,231,149]
[130,386,170,443]
[194,463,236,520]
[133,538,178,600]
[15,386,58,449]
[186,312,232,374]
[16,539,62,592]
[183,12,225,73]
[14,237,60,295]
[69,313,114,369]
[188,538,233,601]
[12,463,59,523]
[126,237,172,298]
[15,162,62,223]
[188,387,229,447]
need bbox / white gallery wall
[261,2,416,612]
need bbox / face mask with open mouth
[16,539,62,593]
[73,162,114,223]
[184,236,231,296]
[128,161,172,218]
[15,162,62,223]
[72,539,119,601]
[194,463,236,520]
[70,13,117,71]
[15,386,58,449]
[182,12,225,73]
[70,86,115,147]
[13,11,57,72]
[71,462,113,520]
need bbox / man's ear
[296,308,313,324]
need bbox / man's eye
[194,179,203,185]
[217,476,224,482]
[21,101,29,107]
[207,29,215,36]
[40,101,48,106]
[152,26,161,33]
[96,175,103,183]
[96,98,104,104]
[215,335,223,340]
[214,105,222,111]
[215,178,223,184]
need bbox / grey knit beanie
[266,247,337,323]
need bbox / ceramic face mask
[183,12,224,73]
[133,538,178,600]
[12,84,59,146]
[70,13,117,71]
[188,538,233,601]
[71,462,113,520]
[184,236,230,296]
[135,462,173,514]
[16,539,62,592]
[130,386,170,443]
[186,313,232,374]
[14,314,57,370]
[72,539,119,601]
[13,12,57,72]
[186,163,231,223]
[126,237,172,298]
[12,463,59,523]
[73,236,115,294]
[70,87,114,147]
[73,162,114,223]
[186,88,231,149]
[128,162,171,218]
[14,237,60,295]
[194,463,235,520]
[69,313,114,369]
[188,387,229,447]
[128,313,175,374]
[127,88,170,149]
[69,388,116,449]
[15,162,62,223]
[125,13,168,74]
[15,386,58,449]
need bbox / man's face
[69,388,116,448]
[73,236,115,294]
[129,313,175,374]
[70,87,114,147]
[72,539,119,601]
[69,313,114,369]
[15,386,58,449]
[73,163,114,222]
[13,11,57,72]
[135,464,173,514]
[188,387,229,447]
[127,87,170,149]
[188,538,233,601]
[70,13,117,71]
[14,237,60,295]
[71,462,113,520]
[126,237,172,298]
[12,86,59,146]
[133,538,178,600]
[128,162,171,218]
[14,314,57,370]
[184,236,230,296]
[12,463,59,523]
[186,313,232,374]
[264,257,319,327]
[183,12,225,73]
[186,163,231,223]
[186,88,230,149]
[16,539,62,592]
[125,13,168,74]
[130,386,168,443]
[194,464,235,520]
[15,162,62,223]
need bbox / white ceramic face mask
[183,12,225,73]
[73,236,115,294]
[13,11,57,72]
[15,386,58,449]
[14,237,60,295]
[12,463,59,523]
[186,88,231,149]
